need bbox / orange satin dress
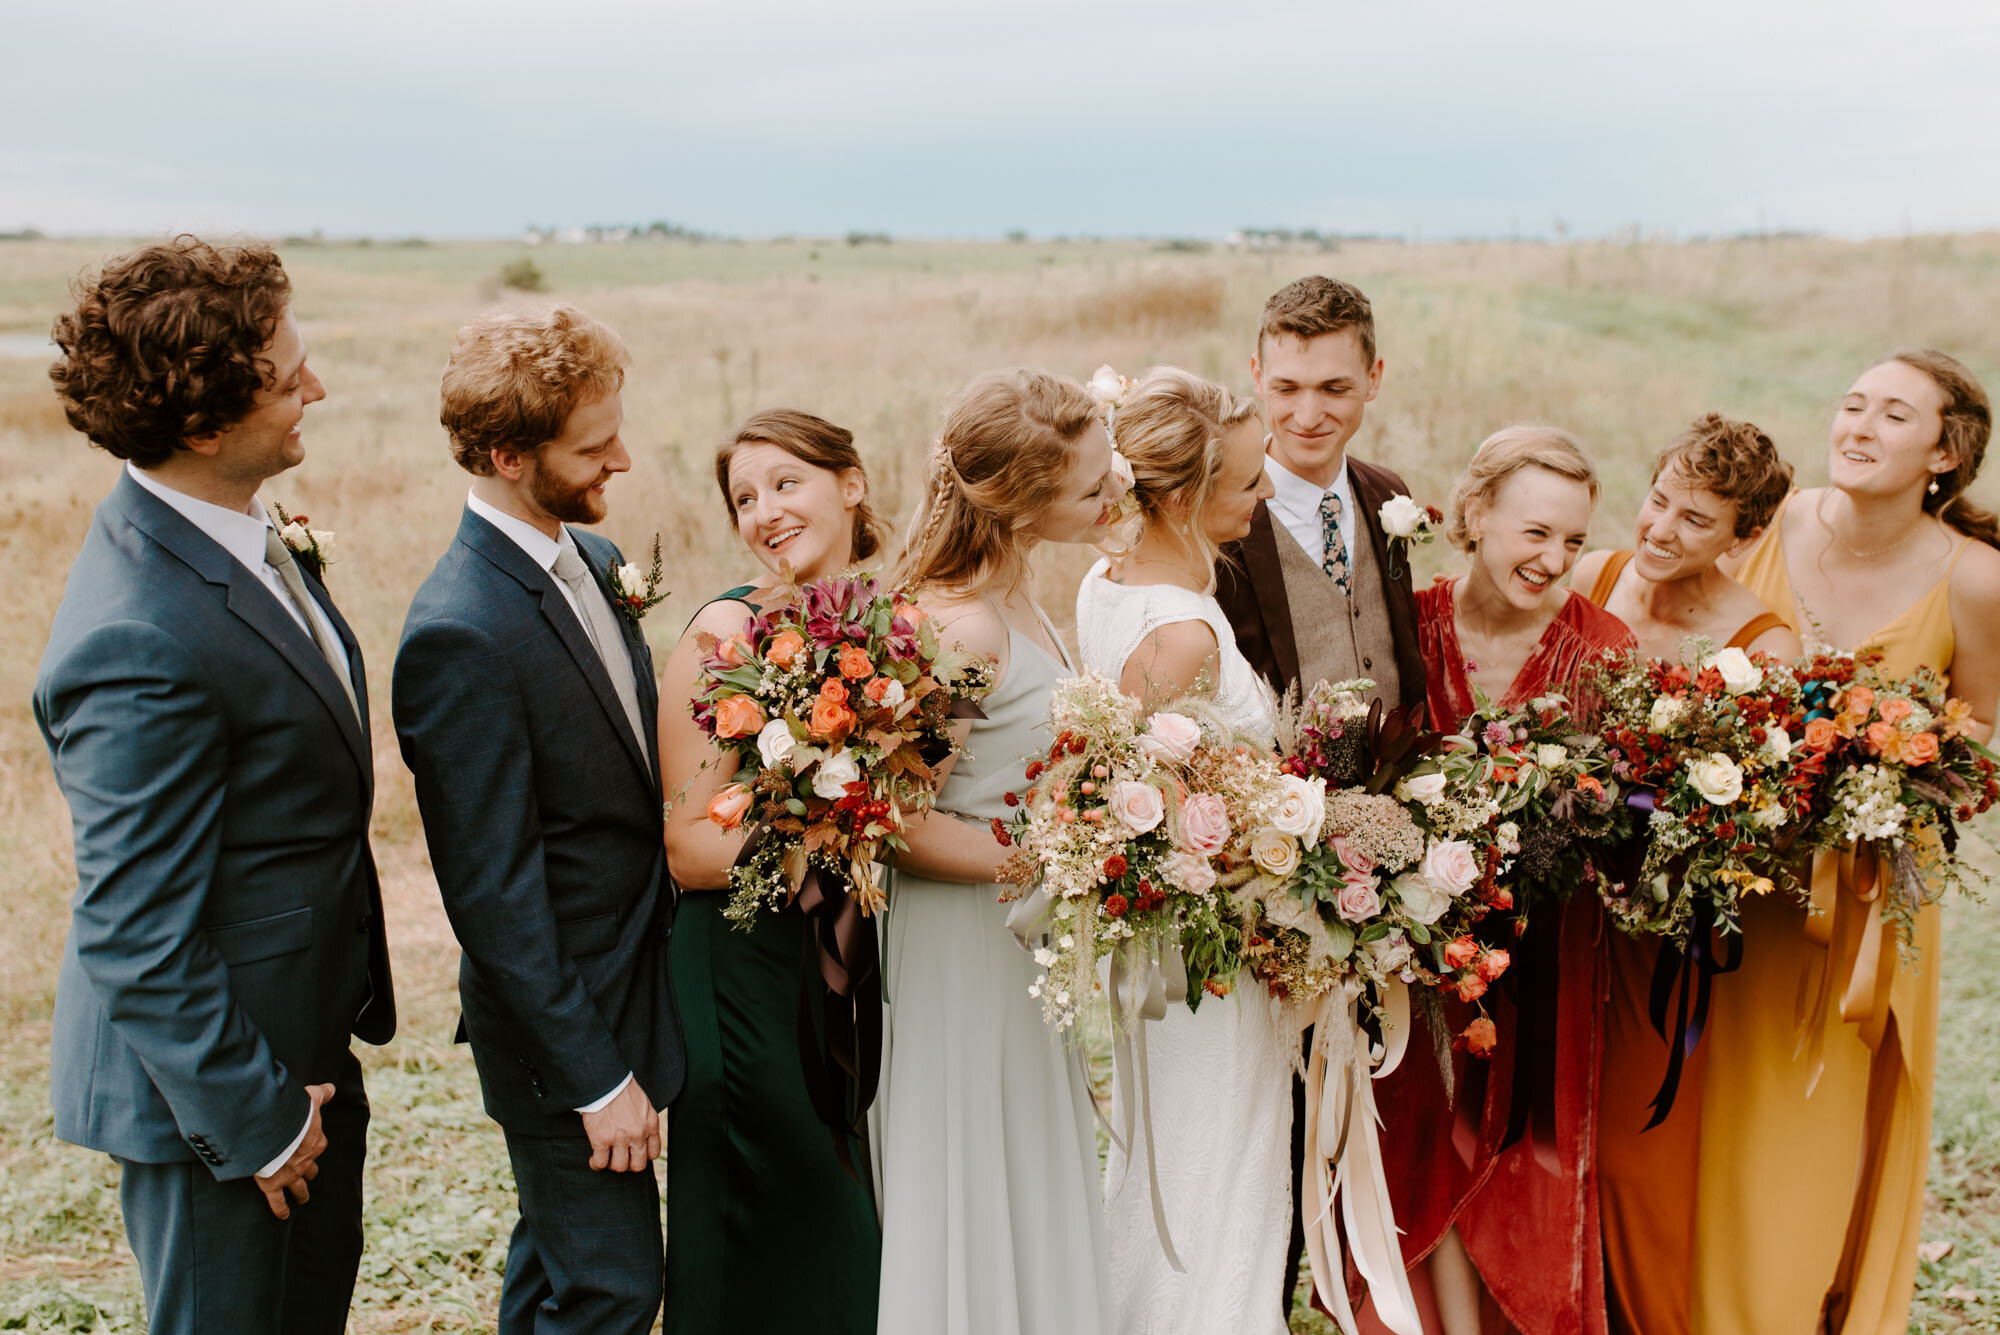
[1695,497,1968,1332]
[1582,550,1787,1335]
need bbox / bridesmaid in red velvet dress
[1364,426,1632,1335]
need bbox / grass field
[1,233,1997,1332]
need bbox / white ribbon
[1108,935,1188,1274]
[1302,978,1421,1335]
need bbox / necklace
[1816,489,1922,561]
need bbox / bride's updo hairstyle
[1879,348,1997,551]
[894,368,1102,594]
[1653,412,1793,538]
[1445,424,1598,552]
[1110,366,1262,588]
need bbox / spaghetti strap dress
[1691,495,1969,1332]
[666,586,880,1335]
[1582,551,1784,1335]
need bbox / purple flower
[1483,721,1511,748]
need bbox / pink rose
[1107,780,1165,835]
[1158,850,1217,895]
[1139,712,1203,765]
[1173,792,1230,856]
[1335,873,1381,923]
[1420,838,1480,898]
[1331,834,1375,876]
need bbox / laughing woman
[1570,413,1798,1335]
[1695,350,2000,1333]
[658,410,885,1335]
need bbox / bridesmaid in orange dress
[1367,426,1633,1335]
[1570,413,1799,1335]
[1699,350,2000,1332]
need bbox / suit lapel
[569,536,659,788]
[1347,460,1428,714]
[1242,503,1302,694]
[298,565,374,798]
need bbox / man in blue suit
[393,304,683,1335]
[35,236,396,1334]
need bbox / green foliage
[496,256,546,292]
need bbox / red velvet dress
[1365,579,1632,1335]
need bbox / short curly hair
[440,304,629,476]
[1651,412,1794,538]
[48,235,294,469]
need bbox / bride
[1077,366,1297,1335]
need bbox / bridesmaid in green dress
[658,409,887,1335]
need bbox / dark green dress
[666,587,879,1335]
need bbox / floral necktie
[1319,492,1352,595]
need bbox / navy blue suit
[34,470,395,1334]
[393,507,682,1335]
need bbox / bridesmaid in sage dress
[874,369,1125,1335]
[659,410,886,1335]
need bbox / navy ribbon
[1642,895,1743,1129]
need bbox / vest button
[1364,657,1373,669]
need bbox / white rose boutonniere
[605,534,669,625]
[270,502,334,580]
[1377,493,1442,580]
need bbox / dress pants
[117,1049,369,1335]
[498,1127,664,1335]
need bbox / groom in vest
[35,236,396,1334]
[393,304,682,1335]
[1215,275,1426,1312]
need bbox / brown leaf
[1919,1239,1954,1264]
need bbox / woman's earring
[1929,478,1942,496]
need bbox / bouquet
[1592,643,1814,943]
[1793,651,1999,948]
[693,574,995,926]
[997,670,1305,1033]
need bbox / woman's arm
[660,600,757,890]
[888,595,1015,884]
[1118,619,1220,710]
[1947,542,2000,743]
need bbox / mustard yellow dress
[1696,493,1967,1332]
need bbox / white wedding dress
[1077,559,1300,1335]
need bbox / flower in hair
[1089,364,1129,407]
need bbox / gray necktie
[263,527,360,721]
[552,543,646,749]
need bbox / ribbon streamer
[1107,936,1189,1274]
[1500,904,1565,1173]
[1302,980,1421,1335]
[1642,894,1742,1128]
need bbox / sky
[5,0,1998,241]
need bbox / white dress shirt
[1263,452,1356,573]
[465,490,635,1116]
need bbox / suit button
[357,914,372,934]
[1364,657,1373,669]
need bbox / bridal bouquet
[694,574,995,926]
[997,670,1305,1032]
[1592,644,1815,943]
[1793,651,1999,947]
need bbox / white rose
[1089,365,1128,403]
[309,529,336,561]
[1705,646,1764,695]
[1393,873,1450,925]
[1159,849,1217,895]
[1689,752,1744,805]
[757,719,799,770]
[811,747,863,800]
[279,520,310,549]
[1271,774,1327,844]
[1535,743,1567,771]
[1138,712,1202,764]
[873,677,906,708]
[1378,493,1426,539]
[1365,932,1414,976]
[1763,725,1792,763]
[1420,838,1481,897]
[1397,771,1447,804]
[616,561,643,589]
[1753,801,1790,829]
[1250,829,1301,878]
[1496,821,1521,854]
[1107,779,1165,834]
[1649,696,1686,733]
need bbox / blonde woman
[1070,368,1288,1335]
[874,368,1125,1335]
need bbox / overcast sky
[5,0,1997,240]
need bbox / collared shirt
[126,463,350,676]
[1264,451,1356,572]
[464,489,635,1117]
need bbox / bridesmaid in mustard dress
[1702,350,2000,1331]
[1571,413,1798,1335]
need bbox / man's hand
[580,1078,660,1172]
[254,1083,334,1220]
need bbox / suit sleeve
[36,619,309,1179]
[392,616,629,1108]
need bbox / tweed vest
[1273,515,1403,709]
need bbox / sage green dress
[666,587,879,1335]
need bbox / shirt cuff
[254,1108,315,1179]
[575,1071,635,1114]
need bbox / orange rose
[712,694,767,739]
[838,644,874,679]
[766,628,807,668]
[894,600,927,628]
[1904,731,1941,765]
[714,635,753,669]
[809,695,857,742]
[1865,720,1897,755]
[1456,1017,1498,1057]
[706,782,754,830]
[864,676,893,703]
[1844,686,1876,715]
[1878,696,1914,726]
[1941,698,1976,738]
[1803,717,1838,750]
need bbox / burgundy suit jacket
[1214,454,1426,717]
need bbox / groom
[35,237,396,1334]
[1215,275,1427,1311]
[393,303,682,1335]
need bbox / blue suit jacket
[392,508,682,1135]
[35,471,396,1178]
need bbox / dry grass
[2,233,1999,1332]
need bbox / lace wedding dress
[1076,559,1298,1335]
